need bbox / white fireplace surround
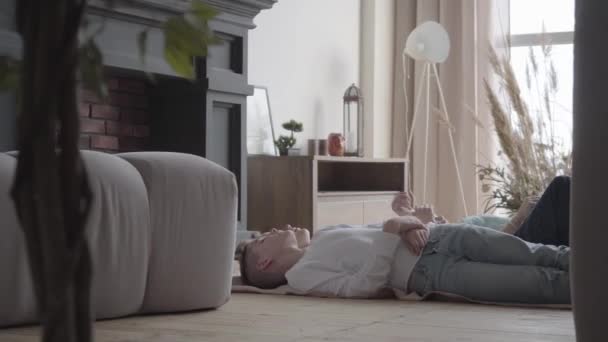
[0,0,276,238]
[0,0,276,74]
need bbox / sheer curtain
[390,0,509,220]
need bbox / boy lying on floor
[237,216,570,304]
[392,176,572,246]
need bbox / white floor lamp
[403,21,468,216]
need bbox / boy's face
[284,226,311,248]
[250,229,297,264]
[250,227,310,262]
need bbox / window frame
[510,31,574,48]
[507,9,575,152]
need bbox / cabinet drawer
[316,201,364,230]
[363,200,394,225]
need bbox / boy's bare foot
[392,191,415,216]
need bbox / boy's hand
[433,216,448,224]
[383,216,425,235]
[413,205,448,224]
[413,205,435,224]
[401,229,429,255]
[392,191,415,216]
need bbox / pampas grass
[480,43,572,214]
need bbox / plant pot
[287,148,301,156]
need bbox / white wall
[360,0,395,158]
[248,0,361,151]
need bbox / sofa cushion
[83,151,151,319]
[0,153,38,327]
[119,152,237,313]
[0,151,237,326]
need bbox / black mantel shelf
[88,0,277,28]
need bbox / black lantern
[343,83,364,157]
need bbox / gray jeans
[409,224,571,304]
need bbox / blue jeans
[409,224,571,304]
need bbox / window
[509,0,574,153]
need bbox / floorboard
[0,293,575,342]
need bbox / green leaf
[164,47,195,79]
[79,40,108,100]
[0,56,21,92]
[165,17,206,56]
[282,120,304,133]
[191,1,219,21]
[161,1,219,79]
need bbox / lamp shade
[404,21,450,63]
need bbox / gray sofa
[0,151,238,327]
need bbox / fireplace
[78,76,151,153]
[0,0,277,233]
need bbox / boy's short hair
[236,240,287,289]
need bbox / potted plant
[275,119,303,156]
[479,45,572,214]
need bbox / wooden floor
[1,293,575,342]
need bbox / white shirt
[285,225,421,298]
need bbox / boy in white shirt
[237,202,570,304]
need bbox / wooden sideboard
[248,156,408,233]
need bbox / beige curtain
[391,0,509,221]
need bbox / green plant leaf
[162,1,219,79]
[164,16,212,78]
[164,17,206,56]
[192,0,219,21]
[164,47,195,79]
[0,56,20,92]
[275,135,296,154]
[282,120,304,133]
[79,40,108,99]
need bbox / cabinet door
[363,199,395,225]
[316,201,364,230]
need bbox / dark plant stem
[12,1,94,342]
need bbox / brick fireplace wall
[78,77,150,153]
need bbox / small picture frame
[247,86,278,156]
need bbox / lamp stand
[404,62,469,217]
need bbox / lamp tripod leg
[432,63,469,217]
[405,63,429,159]
[422,63,431,204]
[404,63,429,203]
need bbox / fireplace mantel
[85,0,276,77]
[84,0,277,232]
[88,0,276,28]
[0,0,277,234]
[0,0,279,74]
